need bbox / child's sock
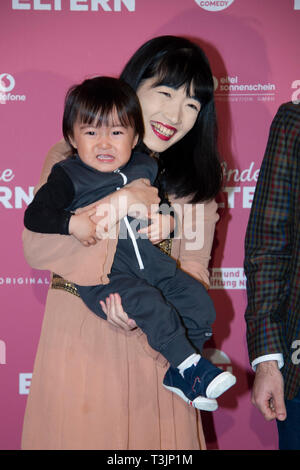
[177,353,201,378]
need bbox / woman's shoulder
[38,140,72,189]
[46,139,72,163]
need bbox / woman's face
[137,77,201,153]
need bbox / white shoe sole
[206,372,236,399]
[163,384,218,411]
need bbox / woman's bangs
[152,51,213,105]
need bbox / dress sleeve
[170,197,219,289]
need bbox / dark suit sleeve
[24,165,75,235]
[244,104,295,362]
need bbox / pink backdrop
[0,0,299,450]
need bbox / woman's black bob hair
[120,35,223,202]
[63,76,144,150]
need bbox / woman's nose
[163,100,182,125]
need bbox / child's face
[70,115,138,173]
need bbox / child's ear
[132,134,139,149]
[68,135,77,149]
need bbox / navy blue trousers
[76,219,216,368]
[277,388,300,450]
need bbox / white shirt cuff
[252,353,284,371]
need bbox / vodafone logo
[195,0,234,12]
[0,73,26,104]
[0,73,15,92]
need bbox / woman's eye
[188,103,200,112]
[158,91,171,98]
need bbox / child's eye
[85,130,96,136]
[112,130,123,135]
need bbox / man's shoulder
[277,101,300,121]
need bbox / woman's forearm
[90,179,160,236]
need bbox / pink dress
[21,141,219,450]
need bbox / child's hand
[69,212,97,246]
[138,213,175,244]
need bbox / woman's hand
[125,178,160,219]
[100,293,137,331]
[69,211,97,246]
[90,178,160,238]
[138,213,175,244]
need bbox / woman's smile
[150,121,177,141]
[137,77,200,153]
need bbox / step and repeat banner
[0,0,299,450]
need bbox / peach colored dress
[21,141,219,450]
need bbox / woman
[21,36,222,450]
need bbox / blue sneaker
[163,366,218,411]
[163,357,236,408]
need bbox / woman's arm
[171,197,219,289]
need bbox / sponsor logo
[195,0,234,11]
[12,0,135,11]
[0,340,6,365]
[213,75,276,103]
[0,73,15,92]
[203,348,233,373]
[210,268,246,289]
[0,276,50,286]
[220,160,259,210]
[0,73,26,104]
[0,168,33,208]
[19,373,32,395]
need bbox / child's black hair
[63,76,144,150]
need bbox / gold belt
[50,239,173,298]
[157,238,172,257]
[51,273,80,297]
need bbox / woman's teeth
[151,122,175,137]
